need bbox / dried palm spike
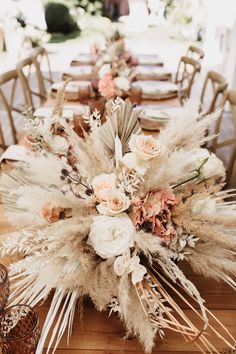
[135,263,235,354]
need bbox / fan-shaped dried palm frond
[99,98,142,157]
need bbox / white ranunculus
[121,152,148,175]
[91,173,116,202]
[97,189,130,216]
[129,134,163,161]
[191,196,216,215]
[114,76,130,92]
[99,63,111,78]
[87,213,135,259]
[50,136,68,154]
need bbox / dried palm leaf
[135,261,235,353]
[99,98,142,157]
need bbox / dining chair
[199,71,228,115]
[186,45,205,61]
[16,56,45,111]
[210,89,236,186]
[175,56,201,103]
[0,123,6,150]
[0,69,26,145]
[31,47,54,100]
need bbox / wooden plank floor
[0,205,235,353]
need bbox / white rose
[114,77,130,92]
[203,153,225,179]
[97,189,130,216]
[121,152,148,175]
[87,213,135,259]
[187,149,225,179]
[99,63,111,78]
[129,134,163,161]
[50,136,68,154]
[91,173,116,202]
[191,196,216,215]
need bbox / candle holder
[0,264,9,313]
[0,304,40,354]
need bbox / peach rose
[129,134,163,161]
[41,202,65,223]
[97,189,130,216]
[91,173,116,203]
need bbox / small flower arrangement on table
[0,98,235,354]
[97,58,134,99]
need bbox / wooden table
[0,91,235,353]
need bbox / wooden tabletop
[0,203,235,353]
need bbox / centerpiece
[0,97,235,354]
[97,58,134,99]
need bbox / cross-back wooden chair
[0,123,6,150]
[31,47,54,100]
[210,90,236,186]
[200,71,228,115]
[175,56,201,103]
[0,69,25,145]
[17,56,46,111]
[186,45,205,61]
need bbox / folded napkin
[62,65,93,80]
[136,54,163,66]
[34,107,74,121]
[51,81,92,100]
[135,105,178,131]
[71,54,94,66]
[63,103,90,115]
[0,145,30,163]
[135,65,171,80]
[132,81,178,99]
[139,106,180,121]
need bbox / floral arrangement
[1,97,236,354]
[97,59,134,99]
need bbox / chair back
[186,46,205,61]
[17,56,46,111]
[0,69,24,145]
[200,71,228,115]
[0,121,5,150]
[31,47,53,100]
[210,90,236,186]
[175,56,201,102]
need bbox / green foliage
[44,2,79,34]
[75,0,102,16]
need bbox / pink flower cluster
[98,73,116,99]
[129,189,180,243]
